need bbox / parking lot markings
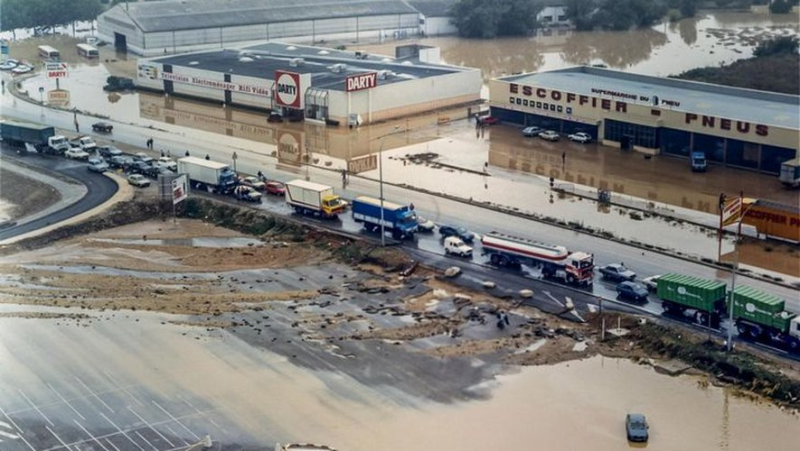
[177,396,220,429]
[74,376,115,413]
[151,401,200,441]
[105,438,122,451]
[74,419,111,451]
[0,405,37,451]
[45,425,71,450]
[103,371,145,407]
[134,431,158,451]
[162,424,190,446]
[18,389,54,427]
[127,406,175,447]
[99,412,145,451]
[48,383,87,421]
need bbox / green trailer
[656,273,727,327]
[733,285,800,351]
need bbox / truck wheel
[567,275,575,284]
[490,254,500,265]
[736,323,749,336]
[695,311,708,326]
[498,255,509,267]
[788,338,799,353]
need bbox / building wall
[330,69,482,124]
[421,16,457,36]
[537,6,568,26]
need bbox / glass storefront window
[761,145,795,174]
[661,128,691,156]
[692,133,726,162]
[604,120,658,149]
[726,139,760,169]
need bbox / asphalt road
[0,145,119,241]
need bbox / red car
[478,116,499,125]
[265,181,286,195]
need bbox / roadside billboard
[47,89,70,106]
[45,62,68,79]
[347,154,377,174]
[172,175,188,204]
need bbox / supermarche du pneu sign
[46,62,68,79]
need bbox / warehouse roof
[103,0,419,33]
[500,66,800,129]
[406,0,456,17]
[146,42,471,91]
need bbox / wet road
[0,146,119,241]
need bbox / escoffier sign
[346,72,377,92]
[274,70,302,108]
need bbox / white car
[568,132,592,143]
[156,156,177,171]
[416,216,435,233]
[11,64,33,75]
[0,61,17,71]
[241,176,266,190]
[642,275,661,292]
[65,148,90,160]
[538,130,560,141]
[127,174,151,187]
[443,236,473,258]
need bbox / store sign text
[160,72,270,97]
[684,113,768,137]
[346,73,377,92]
[509,83,628,113]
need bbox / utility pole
[377,126,400,247]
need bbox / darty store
[489,66,799,174]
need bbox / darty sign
[159,71,270,97]
[507,83,770,137]
[346,72,377,92]
[274,70,302,108]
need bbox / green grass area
[674,54,800,95]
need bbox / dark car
[109,155,133,170]
[265,181,286,196]
[599,263,636,282]
[616,281,648,302]
[128,161,152,175]
[92,121,113,133]
[626,414,649,442]
[439,225,475,243]
[98,145,123,159]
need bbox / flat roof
[145,42,470,92]
[103,0,418,33]
[500,66,800,130]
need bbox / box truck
[351,196,418,239]
[285,180,346,218]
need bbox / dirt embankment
[0,197,797,409]
[0,166,61,220]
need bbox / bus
[38,45,60,60]
[76,43,99,59]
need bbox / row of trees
[450,0,543,38]
[564,0,671,31]
[1,0,103,38]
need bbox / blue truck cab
[691,151,707,172]
[351,196,418,239]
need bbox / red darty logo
[275,71,301,108]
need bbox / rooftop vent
[330,63,347,73]
[188,61,199,65]
[286,46,297,51]
[289,58,305,67]
[239,57,254,63]
[318,50,330,55]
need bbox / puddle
[90,237,263,248]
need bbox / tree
[769,0,792,14]
[564,0,668,31]
[679,0,697,17]
[450,0,542,39]
[0,0,104,36]
[754,36,799,57]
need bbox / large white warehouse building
[136,42,482,125]
[97,0,424,56]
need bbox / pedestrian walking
[205,154,210,160]
[160,150,165,157]
[562,151,566,165]
[185,150,190,157]
[410,203,415,211]
[74,120,80,133]
[257,170,264,180]
[341,169,347,187]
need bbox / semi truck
[656,273,727,327]
[351,196,418,239]
[481,232,595,286]
[285,180,346,219]
[779,158,800,188]
[732,285,800,352]
[177,156,237,194]
[0,120,69,154]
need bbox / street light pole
[727,197,753,352]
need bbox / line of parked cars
[522,126,593,144]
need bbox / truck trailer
[481,232,594,286]
[351,196,418,239]
[732,285,800,352]
[0,120,69,154]
[285,180,346,219]
[779,158,800,188]
[177,157,237,194]
[657,273,727,327]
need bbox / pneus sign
[274,71,310,109]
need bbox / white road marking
[0,405,35,451]
[99,412,145,451]
[74,376,115,413]
[45,425,71,450]
[0,430,20,439]
[48,383,86,421]
[177,396,220,429]
[163,424,189,446]
[127,406,175,447]
[102,371,145,407]
[105,438,122,451]
[74,419,111,451]
[152,401,200,441]
[134,431,158,451]
[18,389,54,427]
[0,420,11,429]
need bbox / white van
[38,45,60,60]
[76,43,99,59]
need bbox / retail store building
[489,66,799,174]
[136,42,481,125]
